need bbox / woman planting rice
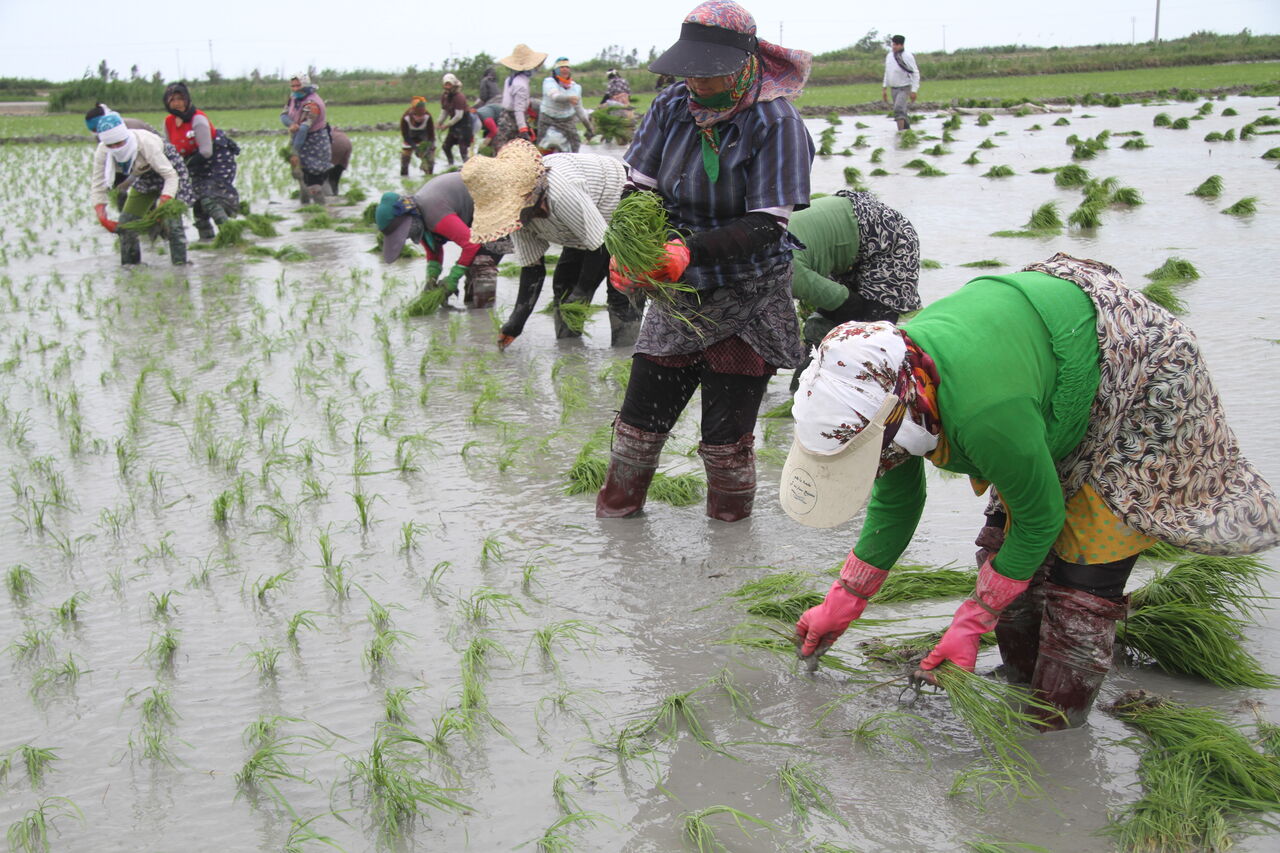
[375,172,506,309]
[399,96,435,176]
[782,254,1280,729]
[162,82,240,241]
[461,140,643,349]
[89,111,195,266]
[597,0,814,523]
[281,72,331,205]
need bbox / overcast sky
[1,0,1276,82]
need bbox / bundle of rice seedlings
[603,191,698,309]
[1170,117,1191,130]
[242,213,280,237]
[1104,690,1280,852]
[852,134,869,148]
[210,219,250,248]
[746,592,825,623]
[591,106,630,143]
[1152,113,1172,127]
[825,111,842,125]
[943,114,962,131]
[921,259,943,269]
[118,198,189,231]
[1140,279,1188,314]
[816,126,838,155]
[1081,176,1119,206]
[842,166,864,187]
[555,301,595,335]
[1110,186,1144,206]
[1071,143,1099,160]
[760,399,792,419]
[977,113,994,126]
[716,621,863,674]
[1190,174,1223,198]
[362,202,378,225]
[1029,166,1059,174]
[563,455,607,496]
[943,129,958,143]
[903,158,929,169]
[1262,147,1280,161]
[869,146,885,164]
[960,258,1003,268]
[1197,101,1215,115]
[1053,117,1071,126]
[1144,257,1200,283]
[1240,123,1257,139]
[682,805,773,851]
[777,761,848,826]
[1027,124,1043,132]
[273,245,309,262]
[916,164,947,177]
[1221,196,1259,216]
[977,138,997,149]
[1026,201,1063,231]
[1223,128,1237,141]
[1221,107,1239,117]
[649,471,704,507]
[1204,131,1226,142]
[869,168,890,177]
[1054,164,1090,188]
[858,631,996,669]
[982,165,1015,178]
[403,285,450,317]
[1121,137,1151,150]
[932,663,1062,801]
[922,144,949,156]
[897,129,920,148]
[1067,202,1104,229]
[963,151,982,165]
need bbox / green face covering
[690,89,736,110]
[686,56,760,183]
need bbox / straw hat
[499,44,548,72]
[462,139,547,244]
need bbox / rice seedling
[1152,112,1172,127]
[245,641,282,680]
[459,587,526,624]
[896,129,920,148]
[1067,201,1104,229]
[777,761,847,826]
[384,686,419,725]
[1121,137,1151,150]
[1222,107,1239,117]
[963,840,1050,852]
[931,663,1062,802]
[5,796,83,853]
[365,627,412,671]
[344,725,469,848]
[902,158,928,170]
[1222,196,1258,216]
[649,471,705,506]
[52,591,86,625]
[234,732,313,801]
[6,745,58,788]
[681,805,774,852]
[526,811,609,852]
[871,564,976,603]
[833,709,930,758]
[286,610,319,644]
[842,166,864,187]
[977,137,997,149]
[6,563,38,604]
[915,164,947,177]
[1110,186,1144,206]
[1104,690,1280,852]
[1145,257,1200,283]
[1139,279,1188,314]
[922,144,949,156]
[981,165,1015,178]
[869,146,885,164]
[350,490,381,529]
[1053,164,1090,188]
[251,568,295,603]
[530,619,601,667]
[963,151,981,165]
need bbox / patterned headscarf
[681,0,812,181]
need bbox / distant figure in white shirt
[882,34,920,131]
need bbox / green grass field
[2,61,1276,139]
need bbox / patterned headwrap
[682,0,812,181]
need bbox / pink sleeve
[432,212,481,266]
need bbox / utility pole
[1154,0,1161,42]
[942,25,947,53]
[208,40,214,74]
[1131,17,1136,44]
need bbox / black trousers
[502,246,635,337]
[619,356,769,445]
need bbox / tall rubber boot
[1030,582,1128,730]
[607,288,643,348]
[465,255,498,309]
[167,218,189,265]
[994,563,1049,684]
[306,184,327,205]
[208,200,230,227]
[400,150,412,177]
[595,418,668,518]
[699,434,756,522]
[195,215,215,241]
[117,212,143,265]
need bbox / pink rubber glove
[648,240,690,283]
[95,203,117,233]
[795,552,889,660]
[919,559,1029,674]
[608,256,655,295]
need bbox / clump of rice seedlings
[1239,123,1257,139]
[1222,106,1239,117]
[842,166,864,187]
[53,592,87,625]
[242,213,280,237]
[825,111,842,125]
[246,641,282,680]
[530,619,601,667]
[1121,137,1151,150]
[403,284,450,317]
[5,796,83,852]
[384,687,418,725]
[981,165,1015,178]
[963,151,981,165]
[1204,130,1225,141]
[816,126,837,155]
[851,134,869,148]
[921,258,943,269]
[835,709,929,757]
[856,630,997,668]
[235,731,314,802]
[118,198,188,231]
[1145,257,1200,283]
[6,744,59,788]
[977,137,997,149]
[1052,117,1070,127]
[527,811,610,852]
[869,146,885,164]
[1071,143,1098,160]
[1104,690,1280,851]
[1190,174,1223,198]
[922,144,948,156]
[1067,201,1104,229]
[896,129,920,148]
[1261,147,1280,161]
[6,564,38,604]
[932,663,1062,802]
[916,164,947,177]
[902,158,929,169]
[285,610,319,644]
[976,112,993,126]
[649,471,705,506]
[1110,186,1144,206]
[210,219,250,248]
[943,114,962,130]
[871,563,976,603]
[1223,128,1237,141]
[1053,164,1090,188]
[144,629,179,672]
[251,568,295,603]
[1140,279,1188,314]
[555,300,595,335]
[1222,196,1259,216]
[1197,101,1215,115]
[365,627,411,671]
[603,191,698,309]
[1170,116,1191,130]
[1026,201,1063,231]
[344,725,468,849]
[959,259,1003,268]
[777,761,847,827]
[459,587,526,624]
[614,684,728,758]
[682,805,774,851]
[1153,112,1172,127]
[869,167,890,177]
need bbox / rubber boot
[607,289,643,348]
[1030,582,1128,730]
[167,218,189,265]
[465,256,498,309]
[896,118,908,131]
[117,212,143,265]
[994,563,1049,684]
[195,217,216,241]
[400,150,412,177]
[595,418,668,518]
[553,301,585,339]
[699,434,756,522]
[208,200,230,227]
[306,184,327,205]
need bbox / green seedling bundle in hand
[118,198,189,232]
[603,190,698,309]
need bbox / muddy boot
[1030,583,1128,730]
[596,418,668,518]
[994,563,1049,684]
[699,434,756,522]
[306,184,327,205]
[166,219,189,265]
[195,216,216,241]
[466,255,498,309]
[896,118,908,132]
[607,289,643,347]
[208,200,230,228]
[400,150,412,177]
[117,212,143,265]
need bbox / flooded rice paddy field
[1,97,1279,852]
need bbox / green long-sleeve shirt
[854,271,1100,580]
[788,196,860,310]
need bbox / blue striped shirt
[624,83,815,289]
